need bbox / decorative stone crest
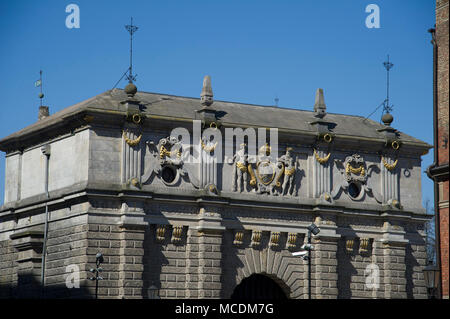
[344,154,367,184]
[142,135,198,187]
[248,144,285,195]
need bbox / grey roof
[0,88,431,150]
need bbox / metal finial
[35,70,44,106]
[125,17,139,84]
[382,55,394,115]
[274,96,279,107]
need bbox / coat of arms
[248,143,285,195]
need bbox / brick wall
[0,240,18,297]
[436,0,449,299]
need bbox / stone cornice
[0,182,432,225]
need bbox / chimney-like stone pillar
[38,106,49,121]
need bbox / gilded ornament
[346,238,354,253]
[171,226,183,244]
[247,164,257,186]
[285,166,296,177]
[251,230,262,247]
[236,161,248,172]
[323,133,333,143]
[359,238,370,253]
[287,233,298,249]
[313,148,331,164]
[123,130,142,147]
[233,231,244,245]
[160,145,181,159]
[381,157,398,171]
[201,138,218,153]
[156,225,166,243]
[269,232,280,248]
[345,163,365,176]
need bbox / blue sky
[0,0,436,207]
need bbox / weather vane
[112,18,140,90]
[382,54,394,114]
[35,70,44,106]
[125,17,138,83]
[363,55,395,123]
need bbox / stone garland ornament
[313,148,331,165]
[201,137,218,154]
[123,130,142,147]
[381,156,398,171]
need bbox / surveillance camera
[292,251,308,257]
[301,244,314,251]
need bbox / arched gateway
[231,274,289,299]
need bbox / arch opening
[231,274,289,299]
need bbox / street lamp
[89,252,104,299]
[423,260,440,299]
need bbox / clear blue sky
[0,0,436,207]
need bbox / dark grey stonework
[0,88,431,299]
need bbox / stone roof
[0,88,432,151]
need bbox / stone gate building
[0,78,431,299]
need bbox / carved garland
[381,157,398,171]
[160,145,181,159]
[313,148,331,164]
[123,130,142,147]
[201,139,218,153]
[345,163,365,176]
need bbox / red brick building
[427,0,449,300]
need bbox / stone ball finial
[125,82,137,98]
[382,112,393,126]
